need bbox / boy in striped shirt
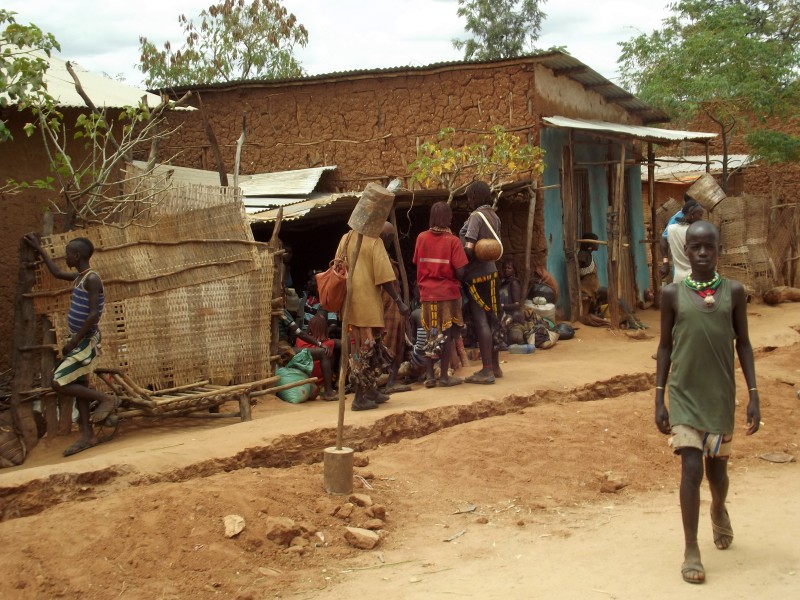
[25,234,117,457]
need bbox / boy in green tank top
[654,220,760,585]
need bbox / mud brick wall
[159,62,636,191]
[0,59,679,371]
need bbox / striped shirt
[67,270,105,335]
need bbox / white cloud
[4,0,672,86]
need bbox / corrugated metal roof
[243,166,337,196]
[248,193,358,222]
[642,154,755,181]
[2,49,186,110]
[158,50,670,124]
[130,161,336,205]
[542,116,717,143]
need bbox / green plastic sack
[276,349,315,403]
[286,348,314,375]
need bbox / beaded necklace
[684,271,721,306]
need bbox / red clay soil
[1,305,799,599]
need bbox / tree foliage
[409,126,545,204]
[27,83,190,229]
[0,9,60,142]
[452,0,547,60]
[618,0,800,186]
[138,0,308,88]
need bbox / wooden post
[233,112,246,190]
[388,208,409,304]
[648,143,661,307]
[39,212,59,436]
[238,393,252,421]
[336,232,363,450]
[562,137,581,321]
[10,239,41,449]
[606,143,626,329]
[520,184,537,306]
[269,208,285,367]
[197,93,228,187]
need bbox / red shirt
[413,230,469,301]
[295,339,335,383]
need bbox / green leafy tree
[452,0,547,60]
[0,9,60,142]
[618,0,800,191]
[410,126,545,204]
[138,0,308,88]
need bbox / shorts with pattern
[669,424,732,458]
[53,331,101,387]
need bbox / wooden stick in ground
[337,232,364,450]
[10,239,41,449]
[39,211,59,436]
[233,112,246,190]
[197,93,228,187]
[389,207,409,304]
[520,184,537,308]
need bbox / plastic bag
[276,349,315,403]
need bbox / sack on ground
[276,349,315,404]
[0,411,26,468]
[527,316,560,349]
[286,348,314,375]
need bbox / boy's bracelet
[655,386,664,390]
[748,387,757,392]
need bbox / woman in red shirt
[295,313,340,400]
[413,201,469,387]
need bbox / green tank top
[668,278,736,434]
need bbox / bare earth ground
[1,304,799,600]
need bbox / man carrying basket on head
[459,181,503,385]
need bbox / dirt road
[1,304,798,599]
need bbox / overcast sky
[4,0,673,88]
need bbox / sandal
[91,394,119,424]
[464,370,495,385]
[384,384,411,394]
[711,508,734,549]
[62,438,98,457]
[681,559,705,584]
[424,378,437,389]
[438,375,463,387]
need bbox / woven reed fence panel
[713,195,775,295]
[767,205,797,277]
[30,179,275,390]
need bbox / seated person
[498,258,525,345]
[578,233,601,315]
[294,313,340,401]
[527,264,559,304]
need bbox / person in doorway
[654,220,760,584]
[24,233,118,457]
[336,224,409,411]
[413,201,469,387]
[660,199,704,283]
[459,181,502,384]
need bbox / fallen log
[763,286,800,306]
